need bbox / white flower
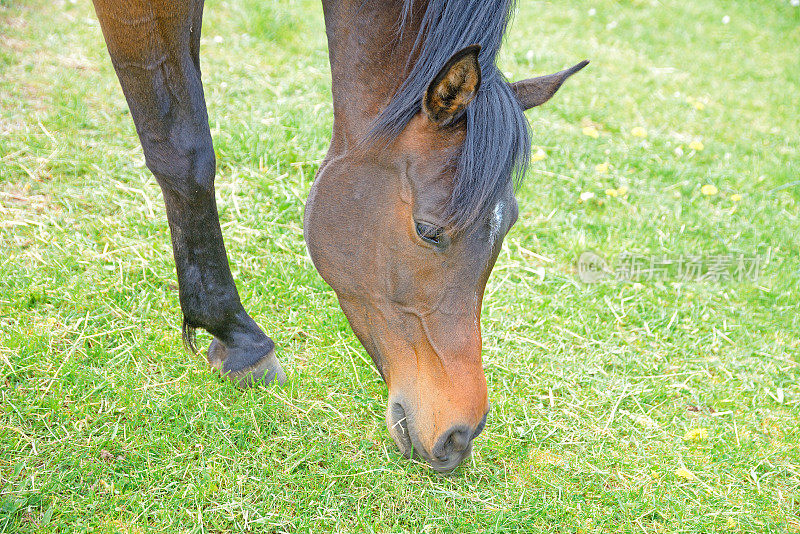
[722,15,730,24]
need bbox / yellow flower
[595,161,610,174]
[606,186,628,197]
[675,466,696,480]
[531,148,547,162]
[683,428,709,441]
[582,126,600,139]
[689,140,705,151]
[701,184,718,196]
[731,193,742,202]
[631,126,648,138]
[686,97,705,110]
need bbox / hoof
[207,338,287,388]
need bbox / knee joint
[145,138,216,202]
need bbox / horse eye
[415,222,443,246]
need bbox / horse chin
[428,443,473,474]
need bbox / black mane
[371,0,530,232]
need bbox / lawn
[1,0,799,532]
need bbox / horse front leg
[92,0,285,387]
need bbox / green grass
[1,0,799,532]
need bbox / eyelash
[415,222,444,246]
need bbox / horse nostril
[432,425,472,462]
[449,427,471,452]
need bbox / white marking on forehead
[489,201,505,243]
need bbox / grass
[1,0,799,531]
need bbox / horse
[90,0,586,472]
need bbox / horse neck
[321,0,424,152]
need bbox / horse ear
[510,60,589,110]
[423,44,482,127]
